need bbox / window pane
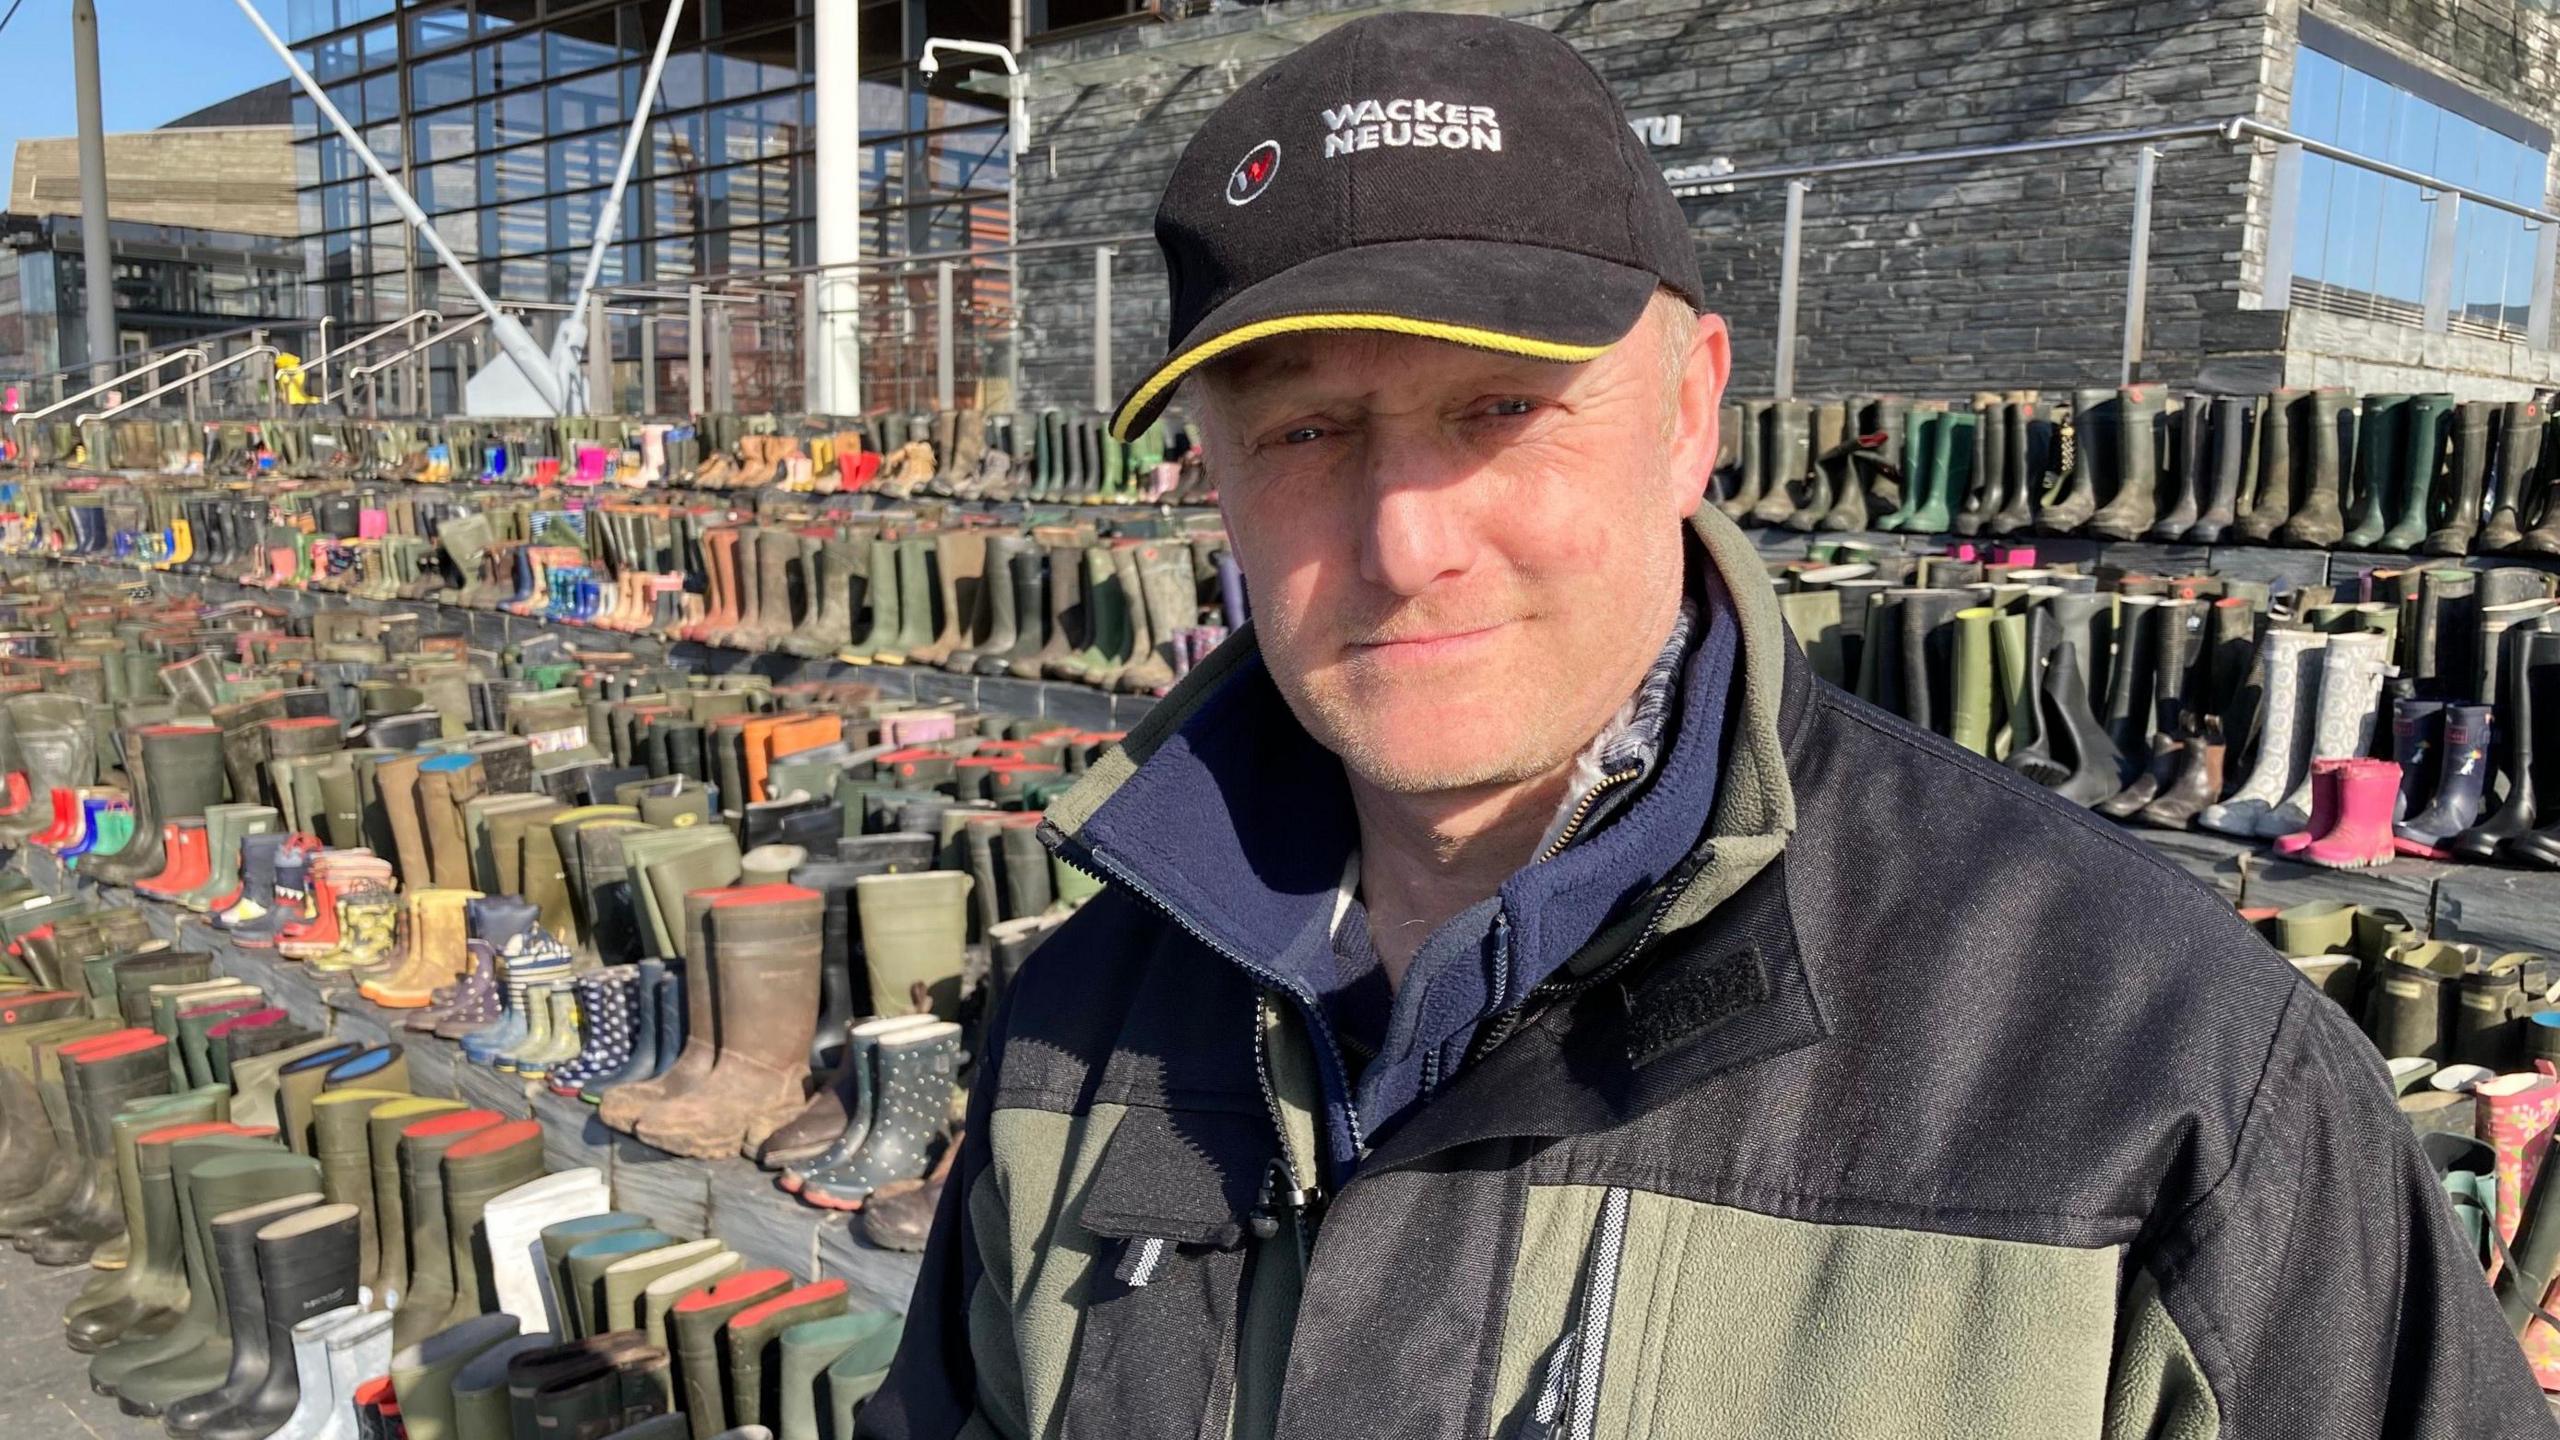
[413,50,475,111]
[548,16,621,78]
[484,30,544,93]
[360,21,399,71]
[652,111,707,176]
[362,72,401,127]
[409,3,469,53]
[414,106,477,166]
[422,160,478,214]
[550,131,618,193]
[708,29,799,101]
[711,92,808,165]
[551,64,624,134]
[2289,43,2545,336]
[486,142,549,204]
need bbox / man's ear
[1669,312,1732,521]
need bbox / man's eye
[1279,425,1328,445]
[1481,398,1537,418]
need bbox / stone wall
[9,127,300,239]
[1015,0,2282,418]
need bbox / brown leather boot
[416,758,486,891]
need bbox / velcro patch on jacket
[1624,947,1769,1063]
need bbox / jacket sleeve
[856,991,1023,1440]
[2111,983,2558,1439]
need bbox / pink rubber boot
[2302,759,2403,869]
[2272,758,2348,857]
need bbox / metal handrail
[345,313,491,387]
[2,318,318,392]
[303,308,443,402]
[1697,114,2556,226]
[344,312,494,416]
[8,349,208,429]
[590,231,1154,303]
[319,310,449,405]
[75,346,277,426]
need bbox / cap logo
[1321,99,1502,159]
[1226,141,1282,206]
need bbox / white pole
[815,0,863,414]
[557,0,688,387]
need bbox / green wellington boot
[62,1086,228,1343]
[852,871,973,1021]
[92,1145,321,1408]
[540,1213,654,1336]
[72,1120,265,1357]
[563,1230,677,1339]
[428,1118,549,1336]
[2374,392,2454,553]
[1948,607,1997,757]
[774,1309,895,1440]
[388,1311,521,1440]
[820,1309,906,1440]
[518,1334,672,1440]
[721,1279,849,1432]
[390,1109,505,1349]
[309,1089,408,1291]
[600,1239,727,1338]
[365,1096,465,1314]
[229,1038,353,1134]
[669,1269,790,1440]
[2340,393,2409,550]
[448,1332,560,1440]
[637,1249,744,1357]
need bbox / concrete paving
[0,1253,166,1439]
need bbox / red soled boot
[2302,759,2403,870]
[137,819,212,899]
[2271,759,2347,858]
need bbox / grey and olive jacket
[861,509,2555,1440]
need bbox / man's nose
[1354,442,1479,597]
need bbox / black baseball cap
[1108,11,1705,442]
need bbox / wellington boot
[1748,400,1812,529]
[360,889,480,1008]
[309,1089,408,1292]
[2085,386,2161,539]
[840,539,901,663]
[2461,628,2560,863]
[796,1021,961,1210]
[638,1249,742,1358]
[228,1039,351,1134]
[720,1279,848,1432]
[449,1332,561,1440]
[2035,640,2124,809]
[2377,393,2455,553]
[88,723,226,888]
[2198,630,2328,837]
[30,1038,178,1267]
[2275,389,2349,546]
[1017,545,1080,681]
[63,1087,228,1345]
[362,1096,465,1314]
[597,844,745,1132]
[2302,757,2403,870]
[671,1270,791,1439]
[189,1202,362,1440]
[2149,395,2205,541]
[2481,400,2545,553]
[177,804,280,913]
[2261,629,2393,838]
[0,694,95,844]
[156,1187,323,1436]
[948,534,1026,673]
[1716,401,1768,518]
[541,1211,652,1335]
[92,1145,320,1410]
[853,871,971,1021]
[2424,401,2497,556]
[388,1310,520,1440]
[818,1311,905,1440]
[563,1230,675,1337]
[2340,393,2409,550]
[388,1109,505,1350]
[634,888,824,1160]
[427,1118,549,1336]
[600,1237,726,1336]
[769,1310,888,1440]
[776,1017,938,1187]
[273,1305,393,1440]
[2036,391,2109,534]
[2397,703,2492,858]
[781,540,861,659]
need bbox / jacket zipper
[1535,765,1641,863]
[1050,834,1369,1165]
[1524,1185,1632,1440]
[1466,848,1709,1068]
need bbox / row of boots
[1773,539,2560,871]
[0,885,910,1437]
[19,405,1215,509]
[1721,388,2560,556]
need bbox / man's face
[1201,297,1730,796]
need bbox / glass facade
[0,218,305,391]
[286,0,1014,409]
[2289,44,2548,339]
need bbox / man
[864,13,2552,1438]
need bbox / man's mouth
[1347,621,1511,660]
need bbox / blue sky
[0,1,290,198]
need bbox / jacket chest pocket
[1491,1185,2124,1440]
[1058,1103,1271,1440]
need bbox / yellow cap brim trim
[1108,312,1614,441]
